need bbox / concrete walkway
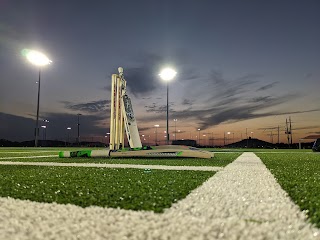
[0,153,319,239]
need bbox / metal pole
[246,128,248,147]
[77,114,81,145]
[34,69,41,147]
[174,120,177,140]
[166,81,169,144]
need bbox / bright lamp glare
[159,68,177,81]
[26,50,52,66]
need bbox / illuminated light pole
[154,124,159,145]
[41,126,46,141]
[24,49,52,147]
[142,134,145,144]
[178,129,181,140]
[198,128,201,146]
[173,119,178,140]
[105,132,110,146]
[227,132,231,145]
[42,119,49,142]
[66,127,71,146]
[203,134,206,146]
[159,68,177,145]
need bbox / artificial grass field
[0,165,215,212]
[257,152,320,228]
[2,147,319,226]
[0,148,240,167]
[0,147,239,212]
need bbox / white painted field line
[0,161,222,171]
[0,155,57,160]
[0,151,58,154]
[161,152,319,239]
[0,152,319,240]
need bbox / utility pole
[246,128,248,148]
[290,117,293,145]
[77,113,82,146]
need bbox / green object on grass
[69,150,92,157]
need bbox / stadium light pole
[159,68,177,145]
[66,127,71,146]
[154,124,159,145]
[227,131,231,145]
[25,49,52,147]
[174,119,177,140]
[41,126,46,141]
[198,128,201,146]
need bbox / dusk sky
[1,0,319,145]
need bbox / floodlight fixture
[159,68,177,81]
[26,50,52,66]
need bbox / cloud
[248,96,274,103]
[256,82,278,91]
[102,52,200,97]
[62,100,110,113]
[144,103,175,113]
[181,98,193,106]
[293,126,320,131]
[206,71,261,102]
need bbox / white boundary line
[0,161,223,171]
[0,155,57,160]
[0,151,58,154]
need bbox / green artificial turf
[0,165,214,212]
[257,152,320,228]
[0,152,240,167]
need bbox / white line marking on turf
[0,153,319,239]
[162,152,319,239]
[0,161,222,171]
[0,155,57,160]
[0,151,58,154]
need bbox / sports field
[0,147,319,239]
